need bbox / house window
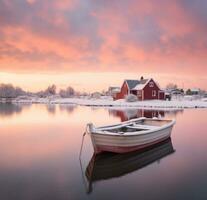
[152,90,156,97]
[149,82,154,87]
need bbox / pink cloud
[0,0,206,77]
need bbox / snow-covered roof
[125,79,148,90]
[125,80,140,90]
[108,86,121,94]
[131,79,150,90]
[133,83,147,90]
[131,78,162,91]
[112,88,121,92]
[108,86,120,91]
[124,78,162,91]
[132,84,145,90]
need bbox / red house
[114,77,165,100]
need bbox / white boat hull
[89,118,175,153]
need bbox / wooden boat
[87,117,175,154]
[84,138,175,193]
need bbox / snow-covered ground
[5,95,207,109]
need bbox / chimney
[140,76,144,80]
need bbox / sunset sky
[0,0,207,92]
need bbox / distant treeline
[0,83,78,98]
[0,84,25,98]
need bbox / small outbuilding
[190,88,200,95]
[108,86,121,96]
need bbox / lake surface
[0,104,207,200]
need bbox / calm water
[0,104,207,200]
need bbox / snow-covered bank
[53,98,207,109]
[6,96,207,109]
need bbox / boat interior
[98,118,172,133]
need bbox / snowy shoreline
[1,96,207,109]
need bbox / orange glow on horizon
[0,72,206,92]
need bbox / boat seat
[126,124,159,130]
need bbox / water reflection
[59,104,77,114]
[1,104,207,199]
[0,103,78,118]
[46,104,57,115]
[84,138,175,194]
[0,103,28,117]
[109,108,183,121]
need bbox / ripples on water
[0,104,206,200]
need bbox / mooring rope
[79,124,90,159]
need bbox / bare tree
[46,84,56,95]
[59,86,75,98]
[36,84,57,97]
[0,84,25,98]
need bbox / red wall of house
[114,82,128,100]
[143,79,164,100]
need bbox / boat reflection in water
[84,138,175,194]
